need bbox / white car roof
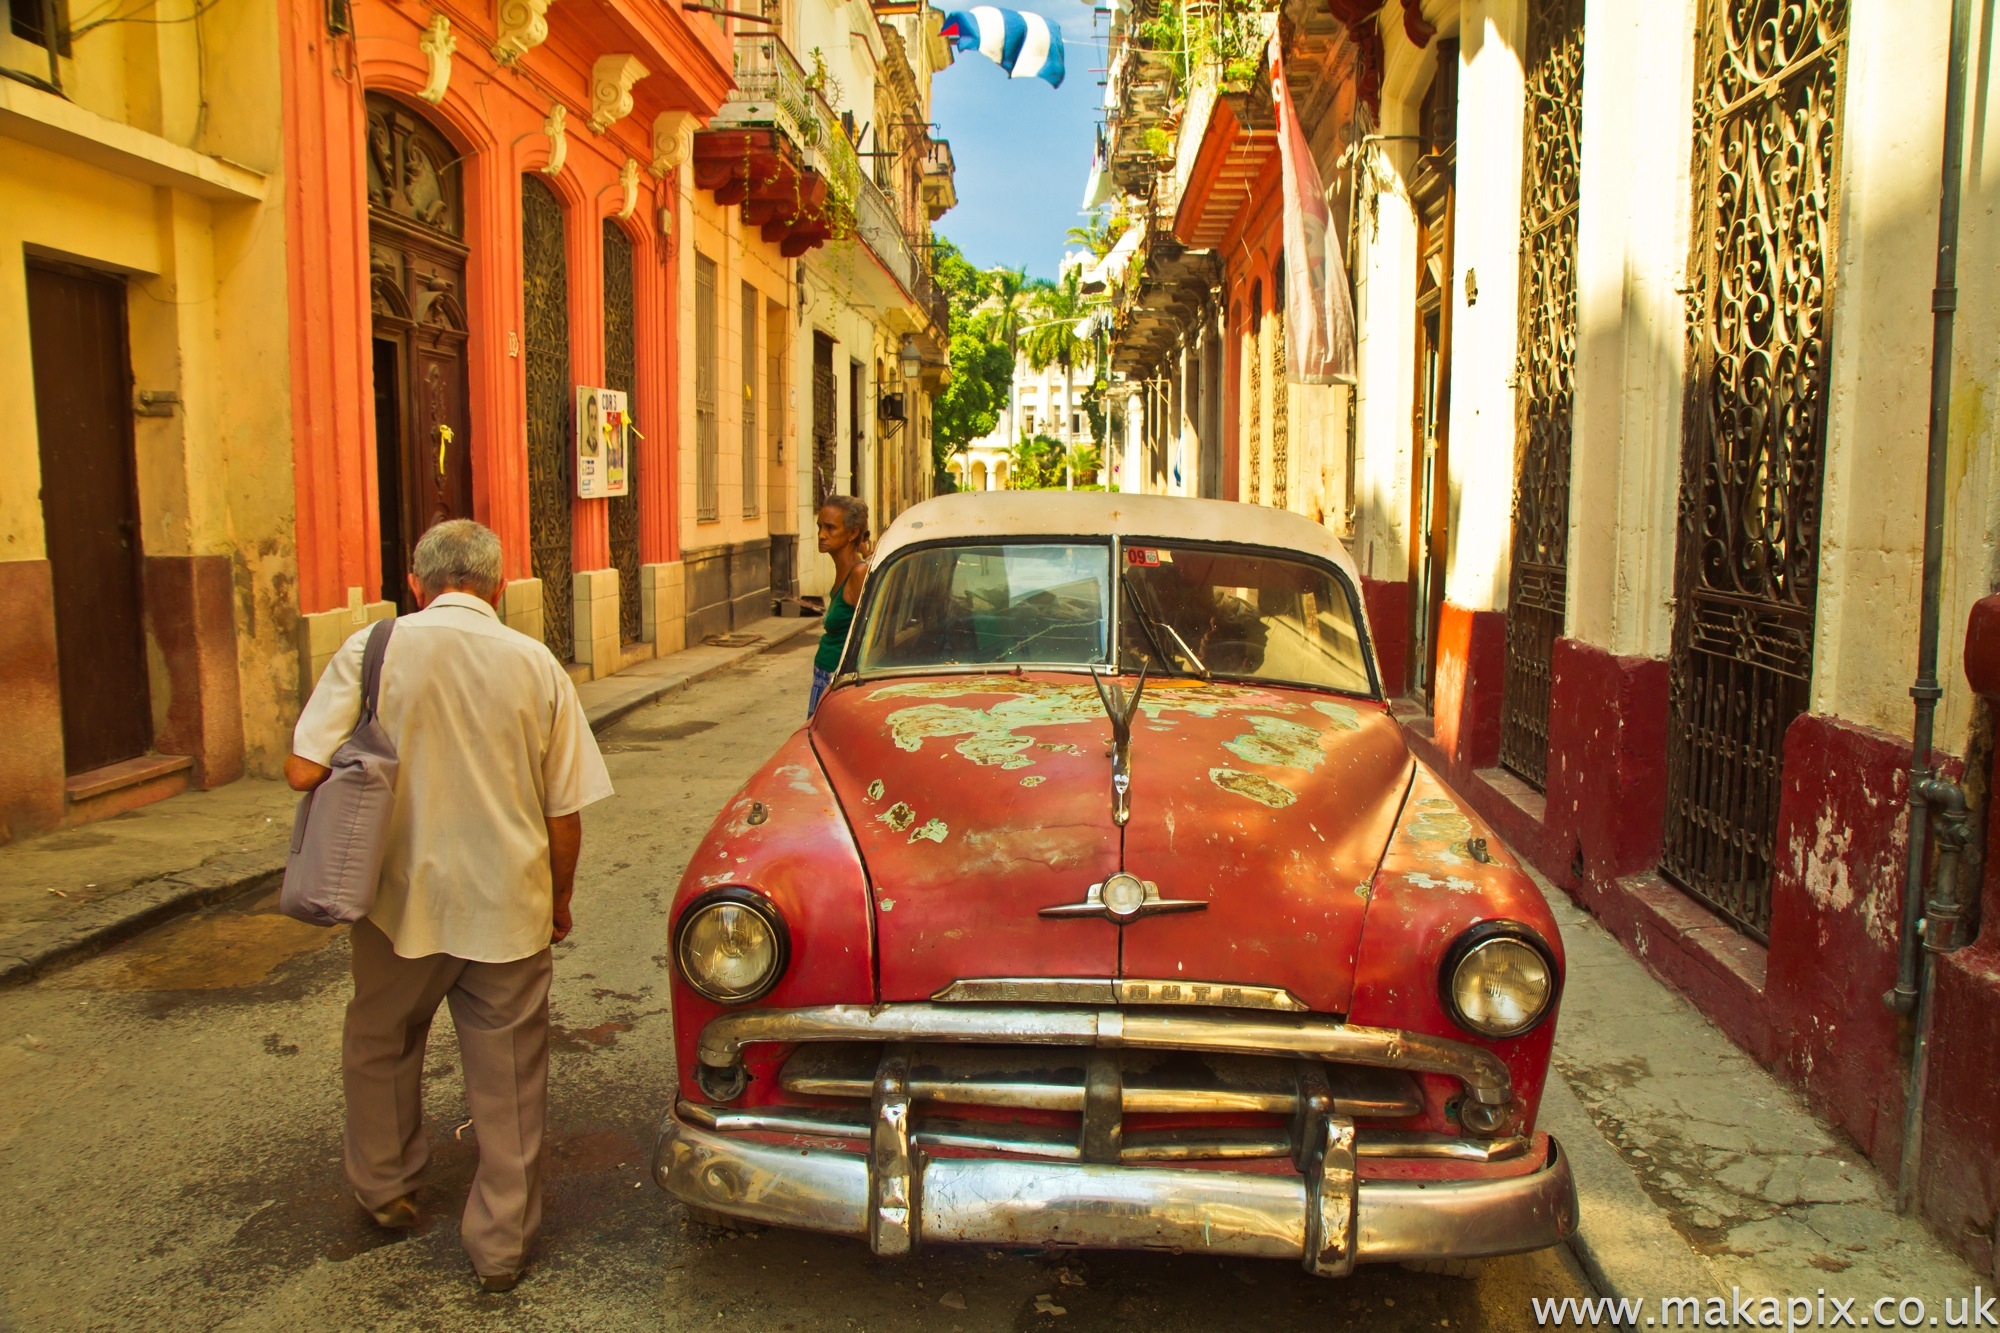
[872,492,1365,587]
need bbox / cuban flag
[939,7,1065,88]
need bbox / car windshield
[851,538,1372,694]
[1118,544,1373,695]
[854,542,1112,670]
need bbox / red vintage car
[653,492,1576,1275]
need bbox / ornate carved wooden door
[1498,0,1585,789]
[1661,0,1847,940]
[522,173,573,659]
[366,94,473,612]
[603,220,641,644]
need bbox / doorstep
[66,754,194,802]
[63,753,196,826]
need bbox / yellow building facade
[0,0,295,840]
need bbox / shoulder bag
[280,618,399,927]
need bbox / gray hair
[412,519,504,598]
[820,495,874,557]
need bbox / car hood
[811,674,1412,1010]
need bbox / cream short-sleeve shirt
[293,592,615,963]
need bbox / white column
[1565,0,1698,659]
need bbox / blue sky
[929,0,1106,279]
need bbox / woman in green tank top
[809,497,871,715]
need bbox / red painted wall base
[1545,636,1668,884]
[1360,576,1409,699]
[1394,637,2000,1277]
[1433,602,1505,772]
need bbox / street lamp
[898,335,922,381]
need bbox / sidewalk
[1533,855,1985,1310]
[0,613,818,987]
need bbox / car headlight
[1441,923,1556,1038]
[674,889,789,1004]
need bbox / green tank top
[815,582,856,673]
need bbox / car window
[1118,545,1373,695]
[855,543,1112,670]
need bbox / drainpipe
[1888,0,1975,1217]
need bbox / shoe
[479,1270,524,1294]
[358,1192,419,1229]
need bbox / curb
[580,616,819,734]
[0,848,286,989]
[0,619,818,990]
[1541,1069,1725,1321]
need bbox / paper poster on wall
[575,386,630,498]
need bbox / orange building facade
[278,0,734,682]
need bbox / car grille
[774,1043,1425,1164]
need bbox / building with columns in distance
[1099,0,2000,1272]
[949,351,1100,492]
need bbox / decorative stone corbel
[589,54,648,133]
[542,103,568,175]
[617,158,639,219]
[417,14,456,103]
[491,0,553,65]
[650,109,696,177]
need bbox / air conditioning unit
[878,392,906,421]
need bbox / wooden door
[811,333,836,508]
[28,261,152,775]
[848,358,865,507]
[366,94,473,612]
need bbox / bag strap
[359,618,396,724]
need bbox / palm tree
[1066,209,1120,259]
[1020,270,1094,489]
[986,266,1030,445]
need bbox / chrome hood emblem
[1040,872,1206,922]
[1089,663,1147,827]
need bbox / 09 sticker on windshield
[1126,547,1172,565]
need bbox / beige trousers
[342,916,553,1277]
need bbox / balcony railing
[708,32,944,333]
[712,35,827,153]
[855,173,915,291]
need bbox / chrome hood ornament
[1040,872,1205,921]
[1089,662,1147,827]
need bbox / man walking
[286,519,613,1292]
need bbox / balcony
[920,138,956,219]
[693,34,855,256]
[711,34,828,153]
[855,173,916,292]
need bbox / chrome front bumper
[653,1104,1578,1274]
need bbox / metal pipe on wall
[1891,0,1976,1218]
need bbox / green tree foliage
[930,238,1018,481]
[1008,434,1103,490]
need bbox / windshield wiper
[1119,570,1205,680]
[1160,621,1209,680]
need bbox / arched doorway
[522,173,573,659]
[366,93,473,612]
